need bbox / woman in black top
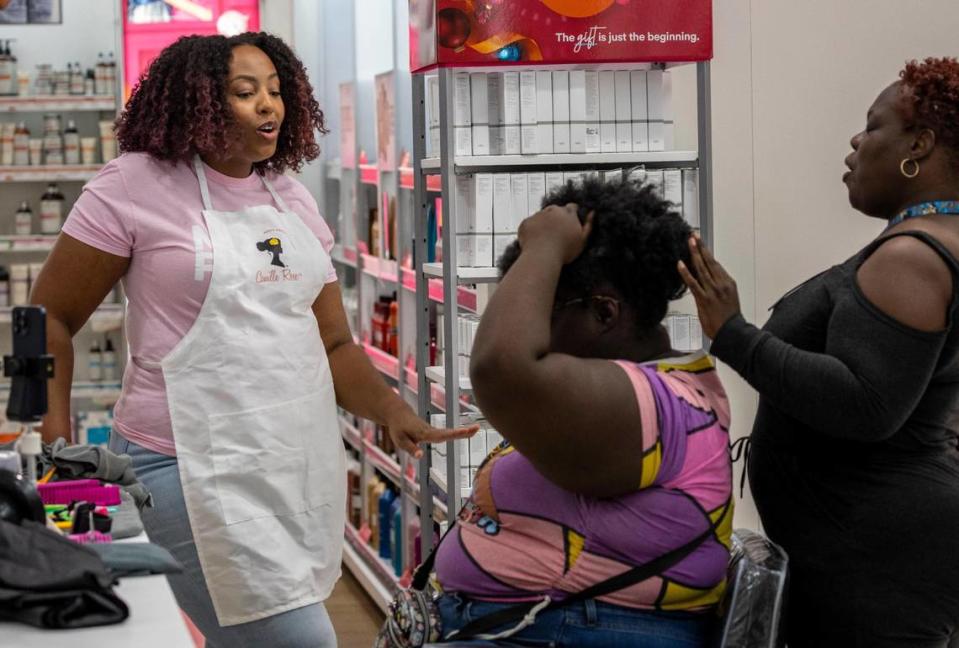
[678,57,959,647]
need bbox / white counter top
[0,535,193,647]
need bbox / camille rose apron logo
[255,236,303,283]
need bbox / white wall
[0,0,120,74]
[711,0,959,530]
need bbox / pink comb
[38,479,122,506]
[68,531,112,544]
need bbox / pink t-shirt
[62,152,337,456]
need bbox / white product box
[664,169,683,209]
[527,172,546,214]
[455,175,474,233]
[470,73,490,156]
[469,433,488,467]
[630,70,649,152]
[648,70,673,151]
[536,71,553,154]
[584,70,601,153]
[599,70,616,153]
[457,234,494,268]
[502,72,521,155]
[683,169,700,228]
[494,234,514,263]
[474,173,494,233]
[552,71,571,153]
[427,75,441,156]
[487,73,504,155]
[493,174,513,234]
[546,171,564,195]
[615,71,632,153]
[690,315,704,351]
[520,71,538,154]
[646,169,665,197]
[510,173,529,230]
[569,70,586,153]
[454,72,473,156]
[673,314,691,352]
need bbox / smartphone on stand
[6,306,50,424]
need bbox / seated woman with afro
[430,177,734,648]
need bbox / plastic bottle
[14,201,31,236]
[388,295,399,356]
[63,120,79,165]
[0,41,16,96]
[378,488,396,559]
[88,340,102,382]
[391,497,403,576]
[105,52,116,96]
[12,121,29,166]
[84,68,95,96]
[42,122,63,166]
[39,183,64,233]
[0,266,9,307]
[101,338,117,382]
[367,477,384,551]
[95,53,105,95]
[70,61,84,95]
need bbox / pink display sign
[409,0,712,71]
[122,0,260,100]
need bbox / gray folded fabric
[0,439,153,510]
[109,491,144,540]
[87,542,183,579]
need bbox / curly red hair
[116,32,326,174]
[899,57,959,156]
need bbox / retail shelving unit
[410,62,714,550]
[0,89,124,433]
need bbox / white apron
[152,156,345,626]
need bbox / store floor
[328,567,385,646]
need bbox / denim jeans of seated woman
[436,593,713,647]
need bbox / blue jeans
[109,433,337,648]
[436,593,713,647]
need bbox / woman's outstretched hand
[677,235,742,339]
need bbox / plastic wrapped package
[714,529,788,648]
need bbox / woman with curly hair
[680,57,959,647]
[429,178,734,647]
[31,33,472,647]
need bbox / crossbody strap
[448,496,732,641]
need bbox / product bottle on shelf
[42,119,63,166]
[378,488,396,558]
[54,65,69,96]
[84,69,95,96]
[390,496,403,576]
[1,122,14,165]
[88,340,102,382]
[14,201,31,236]
[101,338,117,382]
[0,266,9,308]
[0,41,16,97]
[388,294,399,357]
[40,183,64,233]
[63,121,79,165]
[105,52,116,96]
[95,53,105,95]
[369,477,385,550]
[70,62,84,95]
[12,121,29,166]
[9,264,27,305]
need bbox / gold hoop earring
[900,158,920,178]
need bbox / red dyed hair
[116,32,326,174]
[900,57,959,157]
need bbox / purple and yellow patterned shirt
[435,352,734,611]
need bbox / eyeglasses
[552,295,621,314]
